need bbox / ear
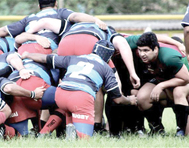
[55,1,58,8]
[154,46,159,54]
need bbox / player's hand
[33,86,46,100]
[36,36,51,48]
[178,44,186,56]
[95,18,107,30]
[19,69,31,79]
[150,84,164,102]
[128,95,138,106]
[130,73,141,89]
[21,51,29,59]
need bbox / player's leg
[66,91,94,139]
[40,109,50,129]
[0,100,11,124]
[39,108,65,135]
[137,82,167,135]
[0,99,19,139]
[94,88,105,134]
[173,84,189,136]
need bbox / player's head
[92,40,115,63]
[137,32,159,51]
[38,0,56,10]
[171,36,183,44]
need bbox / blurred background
[0,0,188,38]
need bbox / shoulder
[158,47,182,64]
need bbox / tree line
[0,0,188,16]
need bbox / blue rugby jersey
[60,22,121,42]
[8,59,59,86]
[0,37,16,53]
[0,52,59,86]
[0,52,12,68]
[47,54,120,99]
[0,52,15,77]
[6,8,73,50]
[0,77,15,96]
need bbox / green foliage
[0,0,38,15]
[63,0,188,15]
[63,0,108,15]
[0,0,188,16]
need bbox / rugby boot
[65,123,77,140]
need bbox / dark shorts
[41,86,57,109]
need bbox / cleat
[148,123,166,136]
[36,133,51,138]
[175,129,185,137]
[137,130,147,138]
[29,128,38,137]
[65,124,77,140]
[94,123,108,135]
[148,128,166,136]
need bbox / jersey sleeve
[58,8,74,20]
[0,77,14,95]
[46,54,70,69]
[103,65,122,100]
[164,56,183,75]
[108,26,123,42]
[6,16,28,37]
[125,35,141,50]
[159,48,184,75]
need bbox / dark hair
[171,36,183,44]
[137,32,159,51]
[38,0,56,9]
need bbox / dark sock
[174,104,189,132]
[41,120,46,129]
[94,123,102,132]
[56,112,66,138]
[143,104,164,133]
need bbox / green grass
[0,108,188,148]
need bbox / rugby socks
[174,104,189,133]
[0,112,6,124]
[143,104,165,134]
[40,111,63,134]
[30,117,39,133]
[94,123,102,132]
[56,113,66,138]
[40,120,46,129]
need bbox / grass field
[0,108,188,148]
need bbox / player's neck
[41,6,56,10]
